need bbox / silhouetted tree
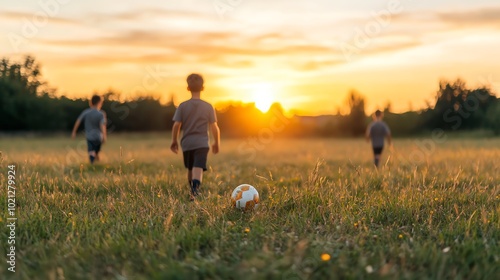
[384,101,392,113]
[2,56,498,136]
[342,90,366,136]
[423,79,497,131]
[0,56,58,130]
[485,101,500,135]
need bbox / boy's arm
[210,122,220,154]
[71,119,81,139]
[72,110,87,138]
[170,121,182,154]
[101,112,107,144]
[386,132,392,147]
[386,125,392,147]
[101,123,107,144]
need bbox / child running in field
[170,73,220,201]
[71,95,107,164]
[366,110,391,168]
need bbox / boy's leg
[187,169,196,201]
[192,167,203,181]
[373,147,384,167]
[190,148,209,197]
[89,151,96,164]
[187,169,192,185]
[183,150,198,200]
[374,154,381,167]
[87,140,96,164]
[94,142,102,162]
[191,167,203,195]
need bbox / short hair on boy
[91,95,102,106]
[187,73,204,92]
[375,110,382,117]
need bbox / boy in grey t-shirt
[171,73,221,201]
[71,95,107,164]
[366,110,391,168]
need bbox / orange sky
[1,0,500,114]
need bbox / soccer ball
[231,184,259,211]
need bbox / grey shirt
[77,108,106,142]
[367,121,390,148]
[173,99,217,151]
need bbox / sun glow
[251,83,276,112]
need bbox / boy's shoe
[188,183,197,202]
[190,185,199,197]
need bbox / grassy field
[0,134,499,279]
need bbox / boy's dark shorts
[183,148,209,171]
[373,146,384,155]
[87,139,102,154]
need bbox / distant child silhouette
[366,110,391,168]
[71,95,107,164]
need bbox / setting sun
[251,83,276,112]
[1,0,500,115]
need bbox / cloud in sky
[437,7,500,28]
[1,1,500,113]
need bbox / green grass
[0,135,499,279]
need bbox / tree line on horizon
[1,56,499,136]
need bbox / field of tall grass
[0,134,499,279]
